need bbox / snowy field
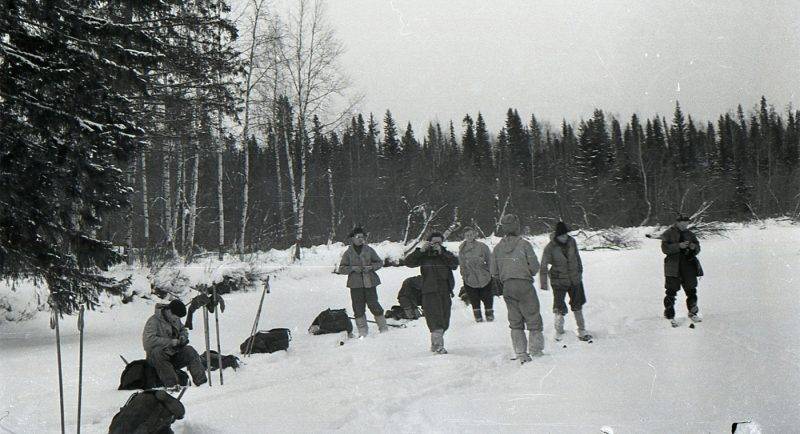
[1,221,798,433]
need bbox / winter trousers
[664,276,698,319]
[350,287,384,319]
[502,279,544,355]
[146,344,207,387]
[551,283,587,315]
[465,283,494,317]
[422,291,452,332]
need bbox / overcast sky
[319,0,799,133]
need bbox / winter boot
[485,309,494,322]
[688,305,702,322]
[355,316,369,338]
[473,309,484,322]
[574,310,592,340]
[554,314,566,341]
[430,330,445,353]
[375,314,389,333]
[510,329,529,362]
[529,330,544,356]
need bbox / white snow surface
[1,221,799,433]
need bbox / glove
[540,284,549,291]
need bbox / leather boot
[472,309,484,322]
[485,309,494,322]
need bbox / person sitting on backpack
[142,300,207,388]
[397,275,423,319]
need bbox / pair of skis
[670,315,702,328]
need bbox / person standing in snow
[539,222,591,341]
[660,214,703,324]
[458,226,494,322]
[336,227,388,336]
[142,299,207,388]
[404,232,459,354]
[491,214,543,363]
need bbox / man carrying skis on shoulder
[142,300,207,389]
[660,214,703,326]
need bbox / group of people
[336,213,703,363]
[137,213,704,388]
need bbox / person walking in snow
[458,226,494,322]
[337,227,388,337]
[660,214,703,325]
[539,222,591,341]
[404,232,459,354]
[142,299,207,388]
[491,214,544,364]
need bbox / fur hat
[168,300,187,318]
[554,221,570,237]
[500,214,520,236]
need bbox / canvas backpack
[308,308,353,335]
[239,328,291,354]
[108,389,185,434]
[118,359,189,391]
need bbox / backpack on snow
[239,328,291,354]
[199,350,241,371]
[118,359,189,391]
[308,308,353,335]
[108,389,185,434]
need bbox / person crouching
[142,300,207,388]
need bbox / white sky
[322,0,800,132]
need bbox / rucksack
[199,350,240,371]
[108,389,185,434]
[118,359,189,391]
[308,308,353,335]
[239,328,291,354]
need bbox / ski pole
[245,276,269,357]
[203,306,212,387]
[212,286,223,385]
[77,306,85,434]
[346,316,406,328]
[51,310,65,434]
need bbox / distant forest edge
[105,96,800,258]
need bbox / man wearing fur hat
[337,227,388,336]
[661,214,703,325]
[491,214,544,363]
[540,221,591,341]
[142,299,207,387]
[404,231,459,354]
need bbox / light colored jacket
[540,235,583,289]
[490,236,539,283]
[142,304,186,354]
[337,245,383,288]
[458,240,492,288]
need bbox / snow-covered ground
[1,221,798,433]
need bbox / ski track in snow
[1,221,799,433]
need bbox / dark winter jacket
[397,276,423,309]
[539,235,583,289]
[404,247,459,294]
[660,226,702,278]
[458,240,492,288]
[142,304,188,354]
[490,235,540,283]
[337,244,383,288]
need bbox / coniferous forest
[2,1,799,311]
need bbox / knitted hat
[168,300,187,318]
[676,214,690,222]
[555,221,570,237]
[500,214,520,236]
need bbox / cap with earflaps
[676,214,691,222]
[554,221,570,237]
[348,227,365,238]
[500,214,520,236]
[427,231,444,242]
[168,299,187,318]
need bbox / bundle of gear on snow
[308,308,353,335]
[239,328,291,354]
[199,350,241,371]
[108,389,185,434]
[118,359,189,390]
[384,305,422,320]
[184,291,225,330]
